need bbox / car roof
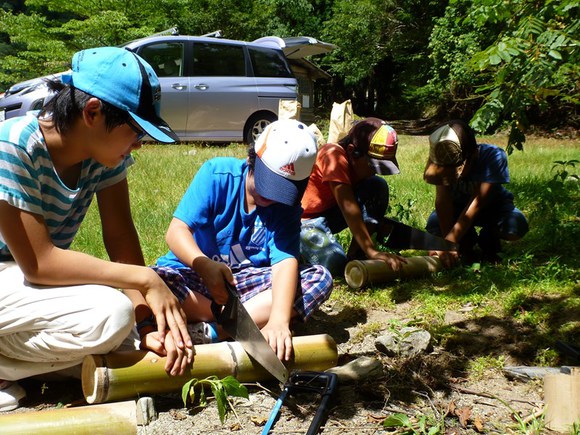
[5,72,64,95]
[122,34,336,60]
[122,34,277,50]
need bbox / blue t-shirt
[0,115,131,260]
[156,157,302,269]
[453,143,514,205]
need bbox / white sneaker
[187,322,218,345]
[0,382,26,412]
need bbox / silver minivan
[0,34,332,143]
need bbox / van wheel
[245,113,277,145]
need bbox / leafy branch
[181,375,248,424]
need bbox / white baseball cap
[254,119,318,206]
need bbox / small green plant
[468,355,505,380]
[389,198,417,224]
[181,375,248,424]
[533,347,559,367]
[551,159,579,184]
[351,321,383,343]
[382,412,444,434]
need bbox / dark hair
[41,79,130,135]
[247,145,256,170]
[338,117,385,156]
[448,119,478,159]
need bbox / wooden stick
[0,400,137,434]
[345,257,443,289]
[82,334,338,404]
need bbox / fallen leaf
[446,400,456,417]
[367,414,387,423]
[473,415,485,432]
[455,406,471,428]
[251,415,267,426]
[169,409,188,421]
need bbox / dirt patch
[2,300,558,434]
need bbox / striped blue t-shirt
[0,115,132,260]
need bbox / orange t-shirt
[301,143,353,219]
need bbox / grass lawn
[72,133,579,367]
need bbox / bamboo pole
[344,256,443,289]
[0,400,137,435]
[83,334,338,404]
[544,367,580,432]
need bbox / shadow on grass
[293,305,367,345]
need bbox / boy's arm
[330,181,405,270]
[165,217,232,305]
[442,181,496,244]
[0,192,192,369]
[433,181,497,267]
[97,179,192,375]
[261,257,298,361]
[434,184,455,237]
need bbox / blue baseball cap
[61,47,178,143]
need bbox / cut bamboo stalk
[544,367,580,432]
[0,400,136,434]
[344,256,443,289]
[83,333,338,404]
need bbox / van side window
[192,43,245,77]
[248,47,294,78]
[139,42,184,77]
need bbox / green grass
[72,134,580,365]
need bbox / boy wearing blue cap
[152,119,333,362]
[0,47,192,411]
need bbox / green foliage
[466,0,579,152]
[468,355,505,380]
[388,198,417,225]
[181,375,248,424]
[382,412,445,434]
[428,0,492,98]
[1,0,578,132]
[321,0,394,85]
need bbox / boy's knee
[86,288,135,352]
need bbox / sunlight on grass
[468,355,506,380]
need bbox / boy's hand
[192,257,234,305]
[139,329,193,376]
[370,251,407,272]
[143,270,193,351]
[430,250,459,268]
[261,321,293,362]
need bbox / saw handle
[210,281,239,325]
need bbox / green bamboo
[0,400,136,434]
[83,334,338,404]
[345,256,443,289]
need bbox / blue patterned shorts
[151,264,333,322]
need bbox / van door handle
[194,84,209,91]
[171,83,187,91]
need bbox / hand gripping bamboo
[82,334,338,404]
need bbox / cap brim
[254,157,308,206]
[129,112,179,143]
[423,159,462,185]
[370,157,400,175]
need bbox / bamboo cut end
[82,354,108,404]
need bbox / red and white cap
[254,119,318,206]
